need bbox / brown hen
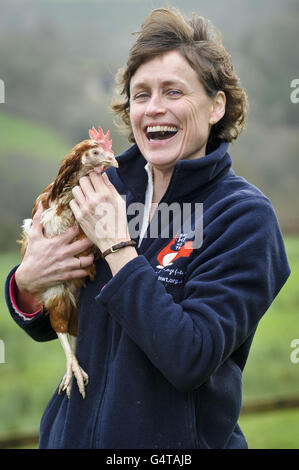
[20,126,118,398]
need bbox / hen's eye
[92,150,99,155]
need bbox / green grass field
[0,112,71,162]
[0,236,298,449]
[0,251,65,438]
[0,111,74,253]
[241,237,299,402]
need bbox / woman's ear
[209,91,226,125]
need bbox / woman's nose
[145,95,167,117]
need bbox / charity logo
[156,234,193,269]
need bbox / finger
[57,223,80,244]
[32,201,43,219]
[77,254,94,268]
[101,172,113,187]
[69,199,81,220]
[62,268,92,281]
[90,171,119,200]
[101,172,114,188]
[31,201,44,235]
[78,175,95,197]
[101,172,119,195]
[64,237,94,257]
[89,171,105,191]
[48,263,92,283]
[72,185,86,206]
[71,254,94,271]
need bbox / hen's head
[79,126,118,175]
[49,127,118,200]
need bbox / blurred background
[0,0,298,449]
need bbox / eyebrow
[130,78,187,93]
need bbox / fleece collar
[115,141,231,202]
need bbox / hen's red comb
[89,126,113,153]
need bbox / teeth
[146,125,178,133]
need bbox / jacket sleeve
[4,266,57,342]
[96,196,290,391]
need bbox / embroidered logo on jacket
[156,234,193,269]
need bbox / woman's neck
[151,166,173,204]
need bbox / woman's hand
[15,203,94,297]
[69,171,131,254]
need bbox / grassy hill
[0,112,71,162]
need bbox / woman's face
[129,50,225,171]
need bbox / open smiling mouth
[146,125,179,141]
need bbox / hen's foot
[58,353,89,399]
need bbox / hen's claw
[58,353,88,399]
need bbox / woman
[5,8,290,449]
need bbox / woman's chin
[145,151,180,170]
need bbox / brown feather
[49,140,98,201]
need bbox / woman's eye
[167,89,181,97]
[134,92,149,101]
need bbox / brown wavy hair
[112,7,248,150]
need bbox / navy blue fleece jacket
[5,141,290,449]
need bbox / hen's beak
[93,154,119,174]
[106,154,119,168]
